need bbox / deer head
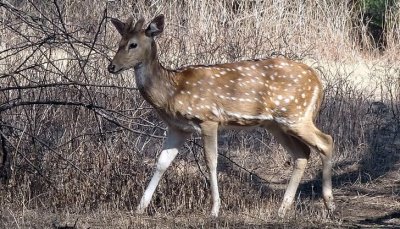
[108,15,164,74]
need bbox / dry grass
[0,0,399,228]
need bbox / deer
[107,14,335,218]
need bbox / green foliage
[362,0,396,27]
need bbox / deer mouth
[107,63,124,74]
[111,68,124,74]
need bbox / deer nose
[108,63,116,73]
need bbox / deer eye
[129,43,137,49]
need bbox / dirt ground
[1,161,399,229]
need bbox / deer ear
[111,18,125,35]
[145,14,164,37]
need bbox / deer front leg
[136,127,189,214]
[200,121,220,217]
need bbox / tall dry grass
[0,0,399,227]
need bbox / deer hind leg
[290,122,335,214]
[200,121,220,217]
[136,126,189,214]
[268,127,311,217]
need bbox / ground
[1,160,399,228]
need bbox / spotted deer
[108,15,335,217]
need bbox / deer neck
[134,56,176,110]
